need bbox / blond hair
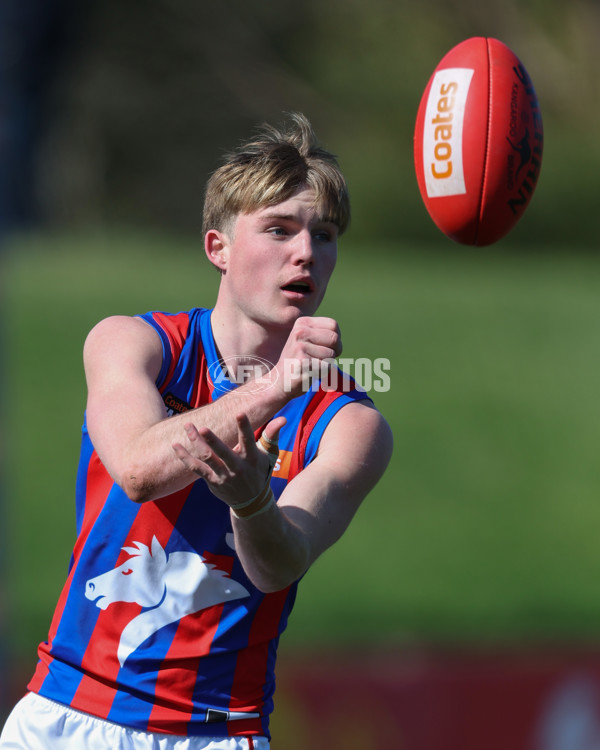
[202,113,350,237]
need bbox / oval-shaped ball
[414,37,543,246]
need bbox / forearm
[109,374,288,503]
[168,400,392,591]
[230,501,312,593]
[86,313,342,504]
[230,402,393,591]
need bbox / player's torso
[30,307,369,737]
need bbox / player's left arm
[232,400,393,592]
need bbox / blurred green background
[2,0,600,723]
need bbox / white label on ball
[423,67,474,197]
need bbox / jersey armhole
[135,313,171,388]
[301,390,374,468]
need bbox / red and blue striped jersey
[29,307,371,739]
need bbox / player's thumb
[257,417,286,470]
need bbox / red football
[414,37,543,246]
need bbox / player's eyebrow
[259,211,297,222]
[259,211,337,227]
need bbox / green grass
[3,230,600,664]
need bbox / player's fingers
[234,413,256,457]
[256,417,284,472]
[261,416,286,446]
[302,341,342,362]
[235,413,281,472]
[172,441,219,482]
[298,315,338,331]
[302,326,342,360]
[183,423,233,472]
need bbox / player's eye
[312,226,338,243]
[267,226,288,237]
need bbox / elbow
[250,572,304,595]
[120,480,152,504]
[118,464,158,504]
[245,552,310,594]
[251,580,281,595]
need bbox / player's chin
[284,299,322,323]
[281,288,324,315]
[267,304,313,331]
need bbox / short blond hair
[202,113,350,238]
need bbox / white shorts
[0,693,269,750]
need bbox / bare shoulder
[84,314,160,356]
[317,398,393,484]
[326,398,393,447]
[84,315,163,380]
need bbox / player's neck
[210,305,289,366]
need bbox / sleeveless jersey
[28,307,371,739]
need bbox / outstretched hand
[172,413,285,509]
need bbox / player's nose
[291,230,315,264]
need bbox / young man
[1,113,393,749]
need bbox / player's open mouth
[281,279,314,296]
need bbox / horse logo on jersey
[85,536,249,666]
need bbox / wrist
[231,484,275,520]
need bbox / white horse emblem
[85,536,249,666]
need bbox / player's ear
[205,229,230,273]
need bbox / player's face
[223,186,339,328]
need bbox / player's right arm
[83,314,340,503]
